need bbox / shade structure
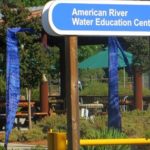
[79,47,132,69]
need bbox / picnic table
[0,100,48,130]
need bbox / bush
[80,82,108,96]
[0,145,5,150]
[1,127,45,142]
[80,128,131,150]
[35,115,67,133]
[122,110,150,137]
[80,74,150,96]
[2,111,149,148]
[21,88,40,101]
[145,130,150,138]
[31,145,46,150]
[20,127,45,142]
[0,75,6,95]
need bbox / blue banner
[108,37,121,130]
[108,37,131,130]
[5,28,32,146]
[115,37,132,74]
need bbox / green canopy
[79,47,133,69]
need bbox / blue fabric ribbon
[108,37,131,130]
[108,37,121,130]
[115,37,132,74]
[5,28,32,145]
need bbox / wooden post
[65,36,80,150]
[59,44,66,99]
[41,30,48,48]
[27,88,32,129]
[40,74,49,113]
[134,67,143,110]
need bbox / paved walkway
[0,142,47,150]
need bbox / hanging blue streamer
[108,37,131,130]
[115,37,132,74]
[5,28,32,146]
[108,37,121,130]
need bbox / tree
[122,37,150,110]
[0,0,50,7]
[21,0,50,7]
[78,45,104,62]
[123,37,150,73]
[0,1,53,129]
[0,2,51,90]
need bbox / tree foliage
[78,45,104,62]
[21,0,50,7]
[0,0,50,7]
[123,37,150,72]
[0,2,51,88]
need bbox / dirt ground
[13,139,47,146]
[0,132,47,146]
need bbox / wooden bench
[0,101,35,109]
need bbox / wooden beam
[134,67,143,110]
[65,36,80,150]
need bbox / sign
[42,0,150,36]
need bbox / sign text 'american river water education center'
[46,0,150,36]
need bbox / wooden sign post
[65,36,80,150]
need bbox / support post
[27,88,32,129]
[134,67,143,110]
[65,36,80,150]
[40,74,49,113]
[59,43,66,99]
[48,132,66,150]
[41,30,48,48]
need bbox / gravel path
[0,142,47,150]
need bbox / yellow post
[48,132,67,150]
[47,132,54,150]
[54,132,67,150]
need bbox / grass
[0,110,150,150]
[1,110,150,141]
[80,81,150,97]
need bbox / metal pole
[47,132,150,149]
[80,138,150,146]
[65,36,80,150]
[123,67,126,88]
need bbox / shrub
[80,128,131,150]
[31,145,46,150]
[80,82,108,96]
[80,78,150,97]
[122,110,150,137]
[1,127,45,142]
[80,119,95,138]
[20,127,45,142]
[21,88,40,101]
[145,130,150,139]
[1,111,149,147]
[36,115,67,133]
[0,75,6,95]
[0,145,4,150]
